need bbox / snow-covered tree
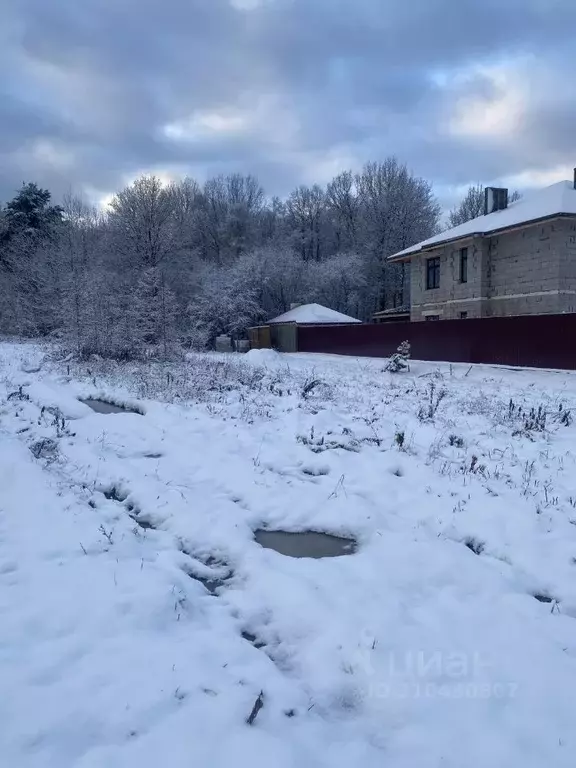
[355,159,440,313]
[108,175,175,268]
[0,184,64,334]
[305,252,367,318]
[386,340,411,373]
[1,182,63,248]
[326,171,358,253]
[235,246,308,320]
[132,267,179,357]
[286,184,327,262]
[0,155,443,353]
[448,184,522,228]
[188,263,262,347]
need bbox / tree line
[0,159,495,359]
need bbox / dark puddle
[103,486,127,502]
[241,631,266,649]
[254,529,356,558]
[464,538,485,556]
[533,593,555,604]
[82,399,139,415]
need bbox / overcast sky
[2,0,575,207]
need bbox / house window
[460,311,468,319]
[426,257,440,289]
[459,247,468,283]
[425,314,440,321]
[392,290,404,308]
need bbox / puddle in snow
[533,593,554,603]
[254,529,356,558]
[241,631,266,649]
[82,399,137,415]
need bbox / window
[426,257,440,289]
[425,314,440,321]
[392,290,404,308]
[460,311,468,319]
[459,247,468,283]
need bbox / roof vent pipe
[484,187,509,215]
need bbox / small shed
[249,303,360,352]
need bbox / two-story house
[388,175,576,321]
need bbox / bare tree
[59,193,104,354]
[236,246,308,318]
[305,252,367,318]
[194,174,265,263]
[447,184,485,228]
[132,267,179,357]
[108,175,175,268]
[355,159,440,312]
[448,184,522,228]
[188,261,262,344]
[286,184,326,261]
[326,171,358,252]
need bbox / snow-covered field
[2,342,576,767]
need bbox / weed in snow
[29,437,58,461]
[418,381,447,421]
[394,430,406,450]
[448,434,465,448]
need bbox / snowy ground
[2,342,576,767]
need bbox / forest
[0,158,488,359]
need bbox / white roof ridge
[268,302,361,324]
[389,180,576,260]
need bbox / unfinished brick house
[388,176,576,321]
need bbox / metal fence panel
[296,315,576,370]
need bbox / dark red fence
[297,314,576,370]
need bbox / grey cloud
[0,0,575,203]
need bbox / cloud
[1,0,575,206]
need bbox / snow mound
[245,348,282,363]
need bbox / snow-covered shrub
[386,340,411,373]
[301,376,323,398]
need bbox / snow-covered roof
[268,303,361,324]
[390,180,576,260]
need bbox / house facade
[389,178,576,321]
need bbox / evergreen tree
[1,183,63,250]
[386,340,411,373]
